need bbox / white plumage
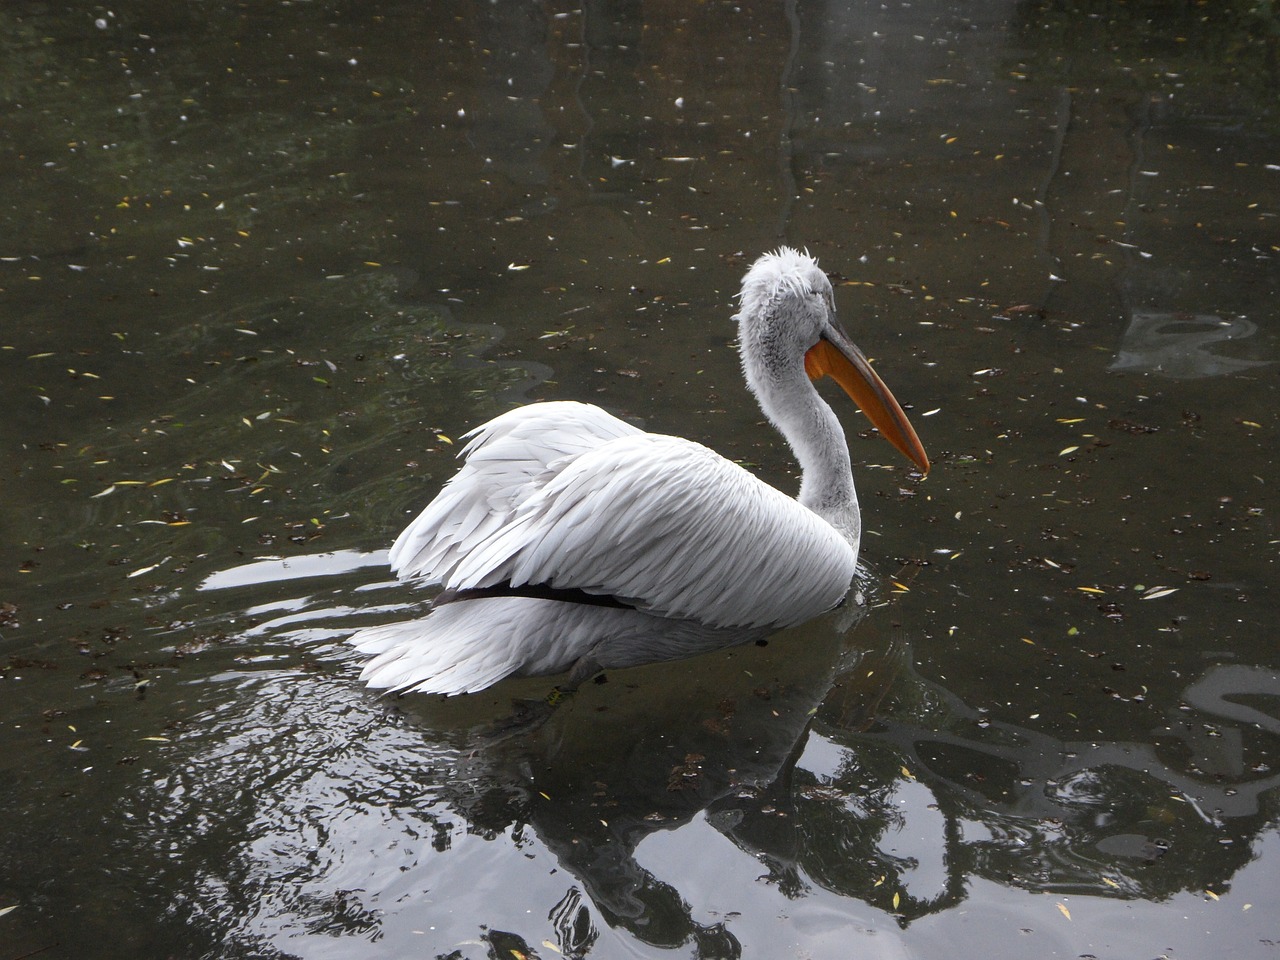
[351,248,929,695]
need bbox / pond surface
[2,1,1278,958]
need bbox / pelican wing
[442,433,857,630]
[389,401,643,581]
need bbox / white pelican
[351,248,929,695]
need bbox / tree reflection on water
[80,567,1275,959]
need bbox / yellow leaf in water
[1206,889,1219,901]
[1077,586,1105,595]
[1057,902,1071,920]
[1059,446,1079,456]
[141,737,171,743]
[892,891,900,910]
[437,434,453,445]
[1241,420,1261,428]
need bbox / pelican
[351,248,929,695]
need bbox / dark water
[2,1,1278,957]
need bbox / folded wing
[390,402,857,630]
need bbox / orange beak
[804,326,930,474]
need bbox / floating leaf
[1077,586,1104,595]
[1059,446,1079,456]
[1057,902,1071,920]
[90,485,117,498]
[1141,586,1178,600]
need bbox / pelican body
[351,248,928,694]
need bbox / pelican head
[735,247,929,474]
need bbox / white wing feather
[353,399,858,693]
[388,401,642,580]
[418,429,855,630]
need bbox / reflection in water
[76,554,1275,957]
[1110,312,1273,379]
